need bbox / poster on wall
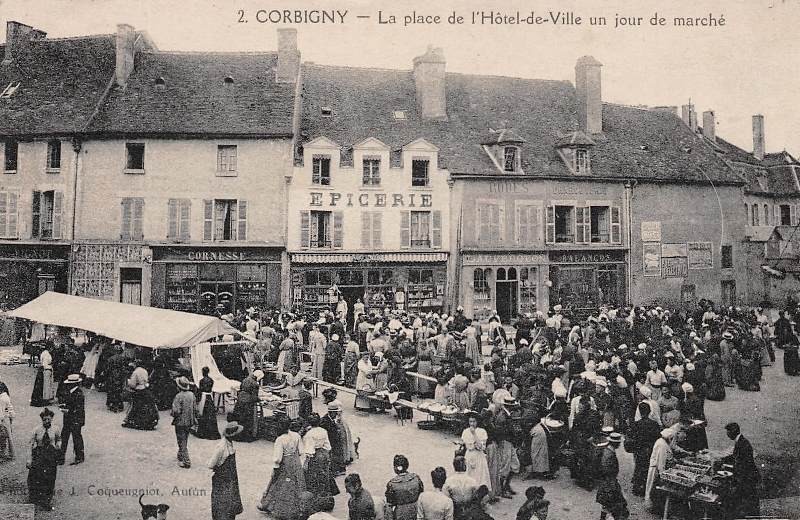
[688,242,714,269]
[643,243,662,277]
[641,221,662,242]
[661,243,688,258]
[662,257,689,278]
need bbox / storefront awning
[8,292,241,349]
[291,252,448,264]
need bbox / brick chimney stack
[276,28,299,83]
[3,21,47,64]
[575,56,603,134]
[115,24,136,87]
[413,46,447,120]
[752,114,765,161]
[702,110,716,142]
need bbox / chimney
[276,28,299,83]
[681,104,692,126]
[115,24,136,87]
[413,46,447,120]
[3,21,47,64]
[702,110,715,142]
[575,56,603,134]
[752,114,765,161]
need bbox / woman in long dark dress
[322,335,344,384]
[27,408,60,511]
[122,362,159,430]
[150,358,178,411]
[194,367,221,440]
[258,418,306,519]
[209,422,244,520]
[704,354,726,401]
[302,413,339,497]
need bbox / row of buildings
[1,21,798,321]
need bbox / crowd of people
[1,297,799,519]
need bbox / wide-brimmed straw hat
[223,422,244,438]
[63,374,82,384]
[175,376,191,391]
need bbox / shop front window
[519,267,537,316]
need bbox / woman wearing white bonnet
[644,428,675,509]
[635,385,662,426]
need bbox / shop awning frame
[291,252,448,264]
[7,292,244,349]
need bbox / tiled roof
[0,35,117,136]
[555,130,596,148]
[88,51,296,136]
[481,128,525,145]
[300,64,740,184]
[713,137,799,195]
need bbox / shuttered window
[31,190,62,239]
[167,199,191,241]
[400,211,411,248]
[476,201,504,244]
[515,202,542,245]
[545,205,555,244]
[610,206,622,244]
[361,212,383,249]
[332,211,343,248]
[121,197,144,240]
[0,190,19,238]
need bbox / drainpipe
[624,180,635,305]
[68,137,82,295]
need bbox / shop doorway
[496,267,519,323]
[200,282,235,315]
[721,280,736,307]
[339,286,364,330]
[120,268,142,305]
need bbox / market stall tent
[8,291,242,349]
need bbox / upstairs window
[476,202,504,245]
[300,210,342,249]
[401,210,442,248]
[575,149,590,174]
[203,199,247,241]
[780,204,792,226]
[312,156,331,186]
[32,190,63,240]
[553,205,574,243]
[4,140,18,172]
[503,146,519,172]
[412,159,429,187]
[125,143,145,172]
[764,204,770,225]
[590,206,610,243]
[410,211,431,247]
[721,245,733,268]
[216,145,238,176]
[310,211,331,248]
[751,204,760,226]
[0,189,19,238]
[362,157,381,186]
[167,199,191,242]
[46,140,61,171]
[120,197,144,240]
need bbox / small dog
[139,494,169,520]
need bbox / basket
[660,468,698,488]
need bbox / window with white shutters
[476,201,504,245]
[167,199,191,241]
[201,199,245,241]
[411,211,431,247]
[0,190,19,238]
[120,197,144,240]
[515,202,542,245]
[361,212,383,249]
[32,190,62,239]
[610,206,622,244]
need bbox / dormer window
[154,77,166,91]
[223,76,235,86]
[0,82,20,99]
[321,106,332,117]
[575,149,590,174]
[503,146,519,172]
[393,110,406,120]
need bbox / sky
[1,0,798,157]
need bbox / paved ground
[0,349,799,520]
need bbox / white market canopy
[8,292,241,349]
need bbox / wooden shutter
[0,192,6,237]
[179,200,191,241]
[610,206,621,244]
[31,190,41,238]
[203,200,213,241]
[121,198,132,239]
[373,213,382,249]
[516,203,528,244]
[575,206,589,244]
[51,191,63,239]
[300,211,310,248]
[432,210,442,248]
[332,211,343,248]
[6,191,16,238]
[132,198,144,240]
[400,211,411,248]
[476,204,485,245]
[531,205,542,244]
[167,199,178,240]
[361,212,371,249]
[496,203,506,243]
[545,205,555,244]
[237,200,247,241]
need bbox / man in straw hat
[58,374,85,466]
[171,376,198,468]
[595,431,629,519]
[208,422,245,520]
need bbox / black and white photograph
[0,0,799,518]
